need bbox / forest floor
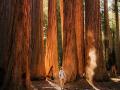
[32,76,120,90]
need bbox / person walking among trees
[59,67,66,90]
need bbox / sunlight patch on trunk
[86,48,97,82]
[86,48,100,90]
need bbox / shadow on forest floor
[32,76,120,90]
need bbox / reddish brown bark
[85,0,108,81]
[60,0,64,46]
[31,0,45,79]
[62,0,77,82]
[45,0,59,79]
[74,0,84,77]
[2,0,31,90]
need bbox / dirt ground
[32,76,120,90]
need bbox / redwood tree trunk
[31,0,45,79]
[2,0,31,90]
[45,0,59,79]
[85,0,108,82]
[60,0,63,47]
[74,0,84,77]
[104,0,112,61]
[115,0,120,73]
[62,0,77,82]
[0,0,14,73]
[0,0,13,87]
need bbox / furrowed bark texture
[45,0,59,79]
[62,0,78,82]
[74,0,84,77]
[31,0,45,79]
[2,0,31,90]
[85,0,108,81]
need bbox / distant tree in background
[56,0,63,67]
[104,0,113,61]
[114,0,120,73]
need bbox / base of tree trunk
[93,73,109,82]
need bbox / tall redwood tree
[85,0,108,82]
[30,0,45,79]
[2,0,31,89]
[74,0,84,77]
[45,0,59,79]
[62,0,78,82]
